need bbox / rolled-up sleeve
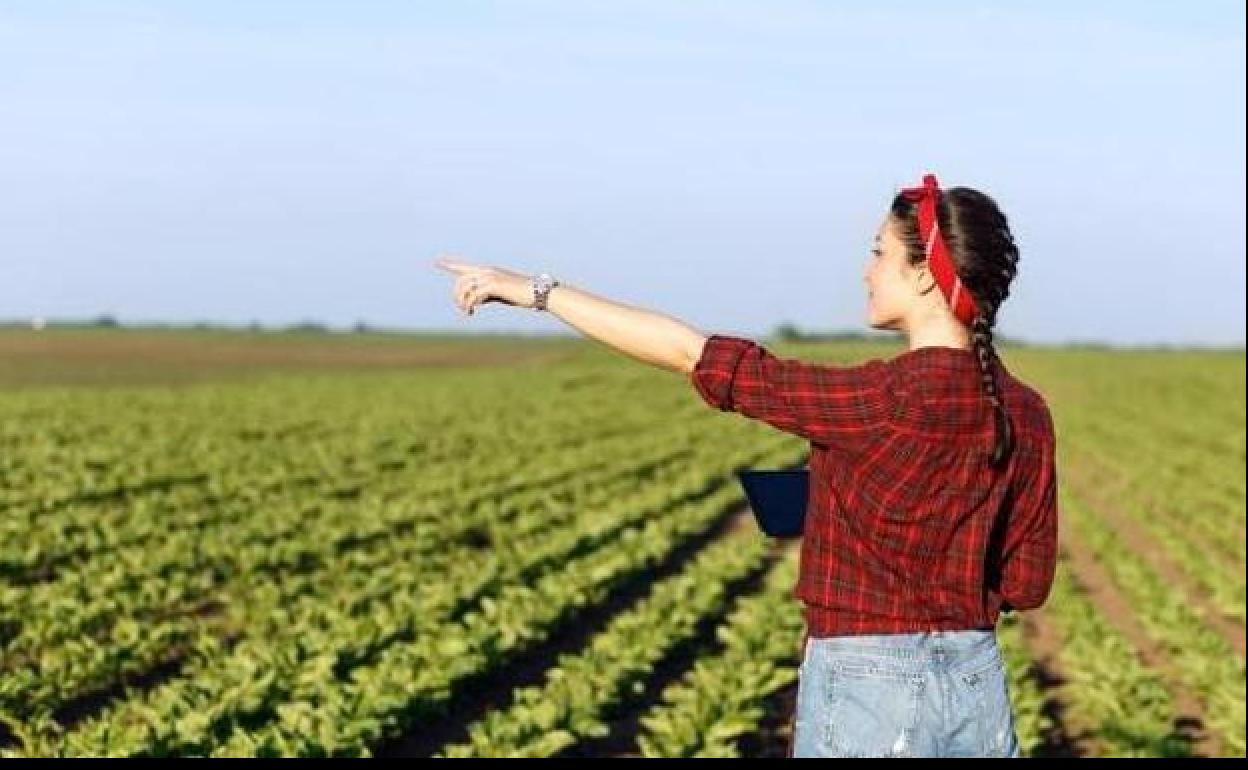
[690,334,891,450]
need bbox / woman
[433,172,1057,758]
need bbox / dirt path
[376,501,765,758]
[1017,608,1097,756]
[1056,525,1222,757]
[1069,447,1244,576]
[1064,450,1245,660]
[560,536,787,758]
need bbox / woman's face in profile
[865,215,915,332]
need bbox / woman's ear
[912,261,939,297]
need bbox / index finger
[433,256,473,275]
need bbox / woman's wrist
[530,272,559,311]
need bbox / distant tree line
[0,317,1240,352]
[769,320,1035,347]
[0,316,384,334]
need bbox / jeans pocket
[820,661,925,757]
[958,655,1018,757]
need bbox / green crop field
[1,329,1243,757]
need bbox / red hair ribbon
[900,173,979,327]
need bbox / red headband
[899,173,979,327]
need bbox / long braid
[973,314,1013,469]
[968,218,1019,469]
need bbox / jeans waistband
[806,629,998,664]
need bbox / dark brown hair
[890,186,1020,469]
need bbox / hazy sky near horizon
[2,1,1244,346]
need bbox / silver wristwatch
[530,272,559,311]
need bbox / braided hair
[890,187,1021,469]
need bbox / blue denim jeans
[793,630,1021,757]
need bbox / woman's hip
[792,629,1020,757]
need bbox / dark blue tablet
[735,469,809,537]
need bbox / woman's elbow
[681,335,708,376]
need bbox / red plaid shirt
[691,334,1058,636]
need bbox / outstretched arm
[434,257,707,375]
[434,256,890,451]
[544,281,708,376]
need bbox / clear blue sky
[2,1,1244,346]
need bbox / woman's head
[865,180,1021,468]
